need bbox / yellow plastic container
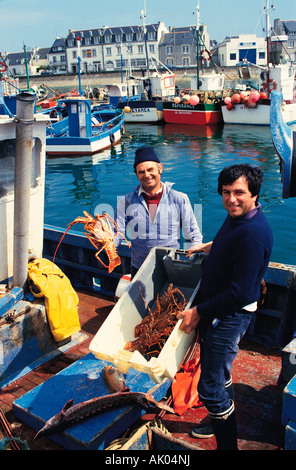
[89,248,204,383]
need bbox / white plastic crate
[89,248,204,383]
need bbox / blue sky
[0,0,295,53]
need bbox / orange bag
[171,357,203,415]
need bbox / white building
[213,34,267,67]
[65,22,168,75]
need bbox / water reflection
[44,122,296,265]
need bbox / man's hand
[177,306,201,334]
[186,241,213,257]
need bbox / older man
[177,164,273,450]
[115,146,202,277]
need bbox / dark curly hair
[217,164,263,197]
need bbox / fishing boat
[45,98,125,156]
[221,1,296,126]
[1,92,296,452]
[270,90,296,198]
[114,71,175,123]
[162,2,224,126]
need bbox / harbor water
[44,122,296,266]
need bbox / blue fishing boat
[270,91,296,198]
[45,98,125,156]
[1,91,296,452]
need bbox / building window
[94,36,100,44]
[117,46,121,55]
[106,47,112,56]
[167,46,173,54]
[259,51,265,59]
[127,46,133,54]
[147,31,155,40]
[61,55,66,62]
[230,53,236,60]
[116,59,127,68]
[105,35,111,43]
[72,51,77,59]
[138,45,144,54]
[115,34,122,43]
[136,32,144,41]
[68,39,74,47]
[183,58,190,66]
[167,58,174,66]
[182,45,189,53]
[126,33,133,42]
[137,58,146,66]
[149,45,155,54]
[85,38,91,45]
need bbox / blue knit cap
[134,146,160,170]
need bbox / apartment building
[159,24,210,69]
[272,19,296,63]
[64,22,168,74]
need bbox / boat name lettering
[172,103,193,109]
[132,108,150,113]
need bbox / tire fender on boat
[110,132,115,144]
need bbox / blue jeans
[198,311,254,417]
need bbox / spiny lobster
[53,211,130,273]
[124,283,188,358]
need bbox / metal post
[13,92,35,289]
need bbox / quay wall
[18,66,260,90]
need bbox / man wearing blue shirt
[177,164,273,450]
[115,146,203,277]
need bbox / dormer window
[105,35,111,43]
[115,34,122,43]
[147,31,155,40]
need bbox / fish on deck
[34,366,175,440]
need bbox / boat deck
[0,290,285,451]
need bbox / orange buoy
[231,93,241,104]
[182,94,190,104]
[250,91,260,102]
[189,95,199,106]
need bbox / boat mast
[141,0,150,77]
[77,35,82,96]
[263,0,271,96]
[196,1,200,90]
[23,44,30,91]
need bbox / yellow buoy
[124,106,131,113]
